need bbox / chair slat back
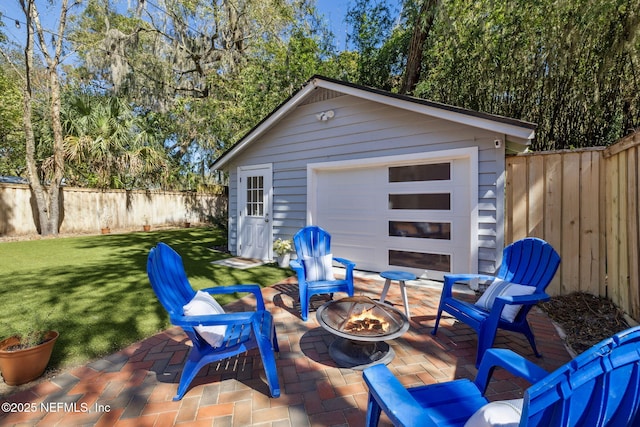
[524,327,640,426]
[497,237,561,292]
[147,243,196,316]
[293,226,331,258]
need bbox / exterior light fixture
[316,110,335,122]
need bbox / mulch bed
[539,292,632,354]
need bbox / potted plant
[0,313,59,386]
[143,215,151,232]
[273,238,293,267]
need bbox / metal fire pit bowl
[316,296,410,370]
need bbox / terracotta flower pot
[0,330,59,386]
[143,225,151,232]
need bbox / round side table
[379,270,417,319]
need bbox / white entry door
[237,164,272,260]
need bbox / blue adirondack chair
[432,237,561,367]
[289,226,356,321]
[147,242,280,400]
[364,326,640,426]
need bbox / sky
[318,0,352,51]
[0,1,358,53]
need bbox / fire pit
[316,296,410,370]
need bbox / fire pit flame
[345,309,390,333]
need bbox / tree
[0,62,25,177]
[71,0,318,106]
[70,0,338,181]
[201,26,341,146]
[398,0,439,95]
[19,0,73,235]
[346,0,398,89]
[412,0,640,149]
[341,0,640,149]
[0,19,27,177]
[62,90,173,189]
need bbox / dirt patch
[539,292,632,354]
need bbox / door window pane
[389,163,450,182]
[389,221,451,240]
[389,250,450,272]
[389,194,450,210]
[246,175,264,216]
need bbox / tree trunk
[400,0,439,95]
[46,56,65,236]
[22,0,52,235]
[20,0,68,236]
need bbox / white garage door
[313,154,476,281]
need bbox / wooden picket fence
[505,131,640,321]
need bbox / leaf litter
[539,292,631,354]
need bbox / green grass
[0,228,292,370]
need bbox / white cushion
[303,254,335,281]
[475,279,536,322]
[183,290,227,348]
[464,399,524,427]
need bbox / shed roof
[212,75,536,170]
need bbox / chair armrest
[333,257,355,283]
[289,259,303,271]
[333,257,355,268]
[170,311,257,327]
[201,284,266,310]
[441,274,495,299]
[289,259,307,284]
[363,365,437,427]
[444,273,496,283]
[474,348,549,394]
[444,273,496,289]
[495,292,551,306]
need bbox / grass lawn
[0,227,292,370]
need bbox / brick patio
[0,274,572,426]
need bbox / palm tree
[62,92,171,189]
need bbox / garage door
[313,155,475,281]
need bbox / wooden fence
[506,131,640,321]
[603,133,640,321]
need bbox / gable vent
[300,88,343,106]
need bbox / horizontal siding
[240,99,482,165]
[228,177,238,249]
[226,91,506,273]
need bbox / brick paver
[0,274,572,426]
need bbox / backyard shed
[212,76,536,281]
